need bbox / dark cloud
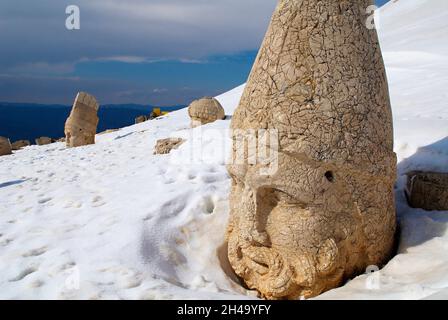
[0,0,278,104]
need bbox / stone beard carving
[65,92,99,148]
[227,0,397,299]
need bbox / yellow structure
[152,108,161,116]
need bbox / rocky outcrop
[65,92,99,148]
[0,137,12,156]
[227,0,396,299]
[188,97,225,127]
[406,171,448,211]
[153,138,185,155]
[11,140,30,150]
[35,137,54,146]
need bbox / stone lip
[405,171,448,211]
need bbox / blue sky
[0,0,389,105]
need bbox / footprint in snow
[38,197,52,204]
[200,195,215,215]
[22,246,47,257]
[91,195,106,207]
[9,266,38,282]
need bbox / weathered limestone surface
[188,97,225,127]
[65,92,99,148]
[0,137,12,156]
[406,171,448,211]
[227,0,397,299]
[35,137,54,146]
[11,140,30,150]
[153,138,185,155]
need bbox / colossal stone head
[227,0,397,299]
[65,92,99,148]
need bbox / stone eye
[325,171,335,183]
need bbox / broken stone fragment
[135,115,148,124]
[0,136,12,156]
[405,171,448,211]
[35,137,54,146]
[153,138,185,155]
[11,140,30,150]
[227,0,396,300]
[65,92,99,148]
[188,97,225,127]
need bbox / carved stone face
[227,150,367,299]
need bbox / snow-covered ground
[1,0,448,300]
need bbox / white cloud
[92,56,206,64]
[95,56,150,64]
[152,88,168,93]
[0,0,277,70]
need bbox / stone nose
[242,186,273,247]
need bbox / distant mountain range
[0,102,186,143]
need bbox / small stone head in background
[65,92,99,148]
[188,97,225,128]
[11,140,31,150]
[0,137,12,156]
[35,137,55,146]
